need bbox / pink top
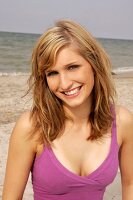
[31,114,119,200]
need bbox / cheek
[84,70,95,90]
[89,74,95,87]
[90,70,95,84]
[81,67,95,84]
[46,78,58,92]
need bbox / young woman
[2,20,133,200]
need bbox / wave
[0,72,30,76]
[0,66,133,76]
[113,67,133,74]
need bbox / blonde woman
[2,20,133,200]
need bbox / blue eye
[68,65,80,70]
[47,71,58,77]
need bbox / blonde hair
[28,19,116,144]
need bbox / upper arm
[2,112,37,199]
[117,106,133,185]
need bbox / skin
[45,45,95,121]
[2,46,133,200]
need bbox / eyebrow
[46,62,78,73]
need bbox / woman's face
[45,45,95,109]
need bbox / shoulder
[115,105,133,127]
[10,111,39,154]
[115,105,133,144]
[13,111,33,136]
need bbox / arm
[2,112,38,200]
[117,106,133,200]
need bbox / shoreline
[0,69,133,77]
[113,71,133,78]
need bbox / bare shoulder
[12,111,33,137]
[10,111,38,153]
[115,105,133,144]
[115,105,133,126]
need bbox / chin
[63,99,87,109]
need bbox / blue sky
[0,0,133,39]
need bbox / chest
[51,129,112,177]
[33,125,119,198]
[32,140,119,198]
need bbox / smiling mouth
[62,86,82,96]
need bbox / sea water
[0,31,133,75]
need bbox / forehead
[52,46,83,67]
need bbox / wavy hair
[28,19,116,145]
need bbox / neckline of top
[46,119,119,183]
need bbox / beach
[0,73,133,199]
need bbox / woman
[2,20,133,200]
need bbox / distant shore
[0,73,133,199]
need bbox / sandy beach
[0,73,133,199]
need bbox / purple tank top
[31,115,119,200]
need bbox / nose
[59,73,73,91]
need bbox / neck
[63,97,92,126]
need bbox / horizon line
[0,30,133,41]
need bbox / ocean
[0,31,133,75]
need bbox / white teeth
[64,87,80,96]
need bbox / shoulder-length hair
[28,19,116,145]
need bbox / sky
[0,0,133,40]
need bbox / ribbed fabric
[31,114,119,200]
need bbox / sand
[0,73,133,199]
